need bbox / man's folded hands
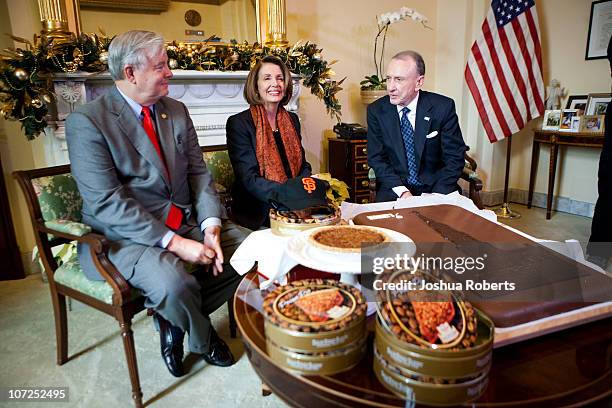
[167,234,219,270]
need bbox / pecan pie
[309,225,390,253]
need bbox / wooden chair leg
[119,320,143,408]
[227,299,237,338]
[51,292,69,365]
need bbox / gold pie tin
[373,346,489,406]
[269,208,340,236]
[375,315,493,379]
[266,336,367,376]
[263,280,367,330]
[377,309,494,359]
[264,313,365,353]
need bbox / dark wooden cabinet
[328,138,371,204]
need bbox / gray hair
[391,50,426,76]
[107,30,166,80]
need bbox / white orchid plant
[360,6,430,90]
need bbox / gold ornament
[169,58,178,69]
[31,98,43,108]
[0,104,10,118]
[99,51,109,64]
[14,68,28,81]
[64,62,78,73]
[41,94,53,104]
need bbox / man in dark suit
[65,30,249,377]
[367,50,466,202]
[586,37,612,270]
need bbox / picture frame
[570,116,582,132]
[586,0,612,60]
[586,92,612,115]
[542,110,561,130]
[565,94,589,113]
[581,114,605,133]
[559,109,579,131]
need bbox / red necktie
[141,106,183,231]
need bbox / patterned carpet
[0,275,286,407]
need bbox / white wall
[286,0,438,172]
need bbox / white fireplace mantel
[45,70,300,167]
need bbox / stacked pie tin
[269,206,340,236]
[262,279,367,375]
[373,270,494,406]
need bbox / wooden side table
[234,271,612,407]
[527,130,604,219]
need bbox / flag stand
[495,135,521,219]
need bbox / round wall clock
[184,9,202,27]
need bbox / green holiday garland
[0,32,344,140]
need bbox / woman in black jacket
[226,55,311,230]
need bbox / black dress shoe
[154,313,185,377]
[202,329,235,367]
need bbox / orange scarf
[250,104,303,183]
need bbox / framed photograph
[559,109,578,131]
[565,94,589,113]
[586,92,612,115]
[542,110,562,130]
[586,0,612,60]
[581,115,605,132]
[570,116,582,132]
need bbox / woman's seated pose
[226,55,312,230]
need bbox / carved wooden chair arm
[36,221,134,305]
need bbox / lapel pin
[424,116,430,121]
[161,113,167,119]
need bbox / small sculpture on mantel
[545,78,566,110]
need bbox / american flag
[465,0,544,143]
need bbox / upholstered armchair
[14,165,146,407]
[14,154,238,407]
[202,145,235,219]
[368,149,484,209]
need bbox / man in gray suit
[66,30,249,377]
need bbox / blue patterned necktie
[400,107,421,186]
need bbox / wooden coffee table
[234,271,612,407]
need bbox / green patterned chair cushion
[45,219,92,236]
[465,170,479,180]
[203,150,234,191]
[54,253,140,304]
[32,174,83,222]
